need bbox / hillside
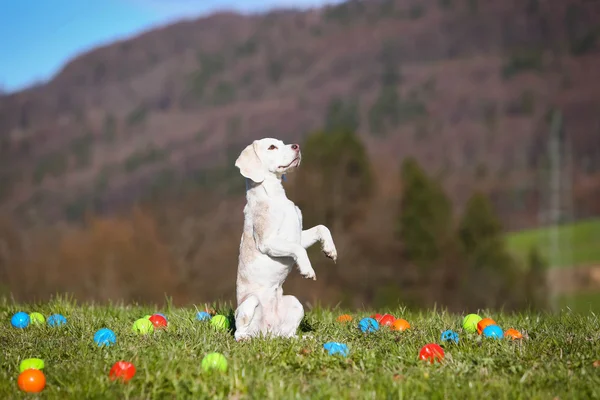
[1,0,600,229]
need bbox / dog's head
[235,138,301,183]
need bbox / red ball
[149,314,168,329]
[419,344,445,364]
[370,314,383,322]
[109,361,136,382]
[379,314,395,326]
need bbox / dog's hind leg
[234,295,263,341]
[274,295,304,338]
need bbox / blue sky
[0,0,336,93]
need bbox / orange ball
[504,328,523,340]
[17,369,46,393]
[477,318,496,334]
[337,314,353,323]
[391,318,411,331]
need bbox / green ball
[132,318,155,335]
[210,315,230,330]
[29,313,45,325]
[462,314,482,333]
[19,358,44,372]
[201,352,228,372]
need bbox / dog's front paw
[299,266,317,281]
[322,242,337,263]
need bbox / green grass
[1,297,600,399]
[505,218,600,268]
[558,291,600,314]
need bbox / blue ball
[47,314,67,327]
[440,329,459,344]
[156,313,168,321]
[94,328,116,347]
[11,312,30,329]
[483,324,504,339]
[358,317,379,333]
[196,311,211,321]
[323,342,349,356]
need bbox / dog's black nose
[291,144,299,151]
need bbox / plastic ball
[370,313,383,322]
[323,342,349,356]
[132,318,154,335]
[94,328,117,347]
[504,328,523,340]
[419,343,445,363]
[379,314,395,327]
[196,311,212,321]
[29,312,45,325]
[358,317,379,333]
[17,369,46,392]
[210,315,230,330]
[156,313,168,321]
[482,324,504,339]
[11,312,30,329]
[477,318,496,335]
[109,361,136,382]
[19,358,44,373]
[337,314,353,323]
[201,352,228,372]
[462,314,482,333]
[47,314,67,327]
[391,318,410,331]
[149,314,168,329]
[440,330,459,344]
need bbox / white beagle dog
[233,138,337,341]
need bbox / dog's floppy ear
[235,141,265,183]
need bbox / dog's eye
[268,145,277,150]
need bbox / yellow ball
[210,315,230,330]
[201,352,227,372]
[29,313,45,325]
[132,318,154,335]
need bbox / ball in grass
[17,369,46,393]
[19,358,44,373]
[370,313,383,322]
[29,313,45,325]
[379,314,395,327]
[440,330,459,344]
[391,318,410,331]
[149,314,168,329]
[47,314,67,327]
[419,343,445,364]
[477,318,496,335]
[337,314,353,323]
[482,325,504,339]
[11,312,30,329]
[210,315,230,330]
[132,318,155,335]
[109,361,136,382]
[462,314,482,333]
[94,328,117,347]
[323,342,349,357]
[156,313,168,321]
[201,352,228,373]
[196,311,211,321]
[504,328,523,340]
[358,317,379,333]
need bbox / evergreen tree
[397,157,453,271]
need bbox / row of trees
[291,127,548,311]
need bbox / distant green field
[505,219,600,269]
[558,291,600,314]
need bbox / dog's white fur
[233,138,337,341]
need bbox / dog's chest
[276,200,302,241]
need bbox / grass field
[2,297,600,399]
[505,218,600,269]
